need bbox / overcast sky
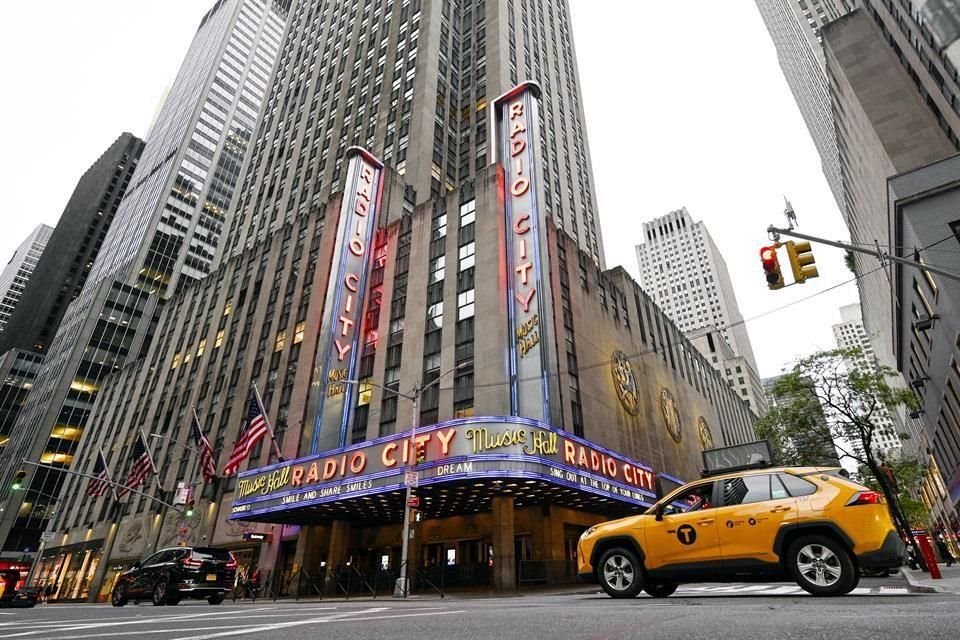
[0,1,858,379]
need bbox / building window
[457,289,475,320]
[427,302,443,330]
[459,242,475,270]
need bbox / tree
[756,348,921,558]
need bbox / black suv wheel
[111,582,128,607]
[151,579,170,606]
[787,534,857,596]
[597,547,644,598]
[643,582,677,598]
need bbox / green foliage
[761,348,917,469]
[763,348,925,536]
[898,496,930,528]
[844,251,857,275]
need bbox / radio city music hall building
[43,82,756,600]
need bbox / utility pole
[344,359,471,598]
[767,225,960,284]
[396,382,420,598]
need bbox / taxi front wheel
[787,534,857,596]
[598,547,644,598]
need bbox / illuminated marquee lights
[230,416,675,520]
[311,148,385,453]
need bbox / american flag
[223,391,270,476]
[116,433,155,498]
[192,411,218,483]
[86,449,113,497]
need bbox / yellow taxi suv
[578,467,905,598]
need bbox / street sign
[39,532,56,543]
[407,496,420,508]
[404,470,418,487]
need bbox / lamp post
[345,359,471,598]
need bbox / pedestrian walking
[246,566,261,601]
[935,537,956,567]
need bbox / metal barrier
[333,565,377,599]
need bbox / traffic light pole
[767,226,960,283]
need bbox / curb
[899,567,942,594]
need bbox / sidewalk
[901,563,960,594]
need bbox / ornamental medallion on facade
[611,350,639,416]
[660,388,682,443]
[697,416,714,450]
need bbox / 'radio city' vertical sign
[311,147,384,453]
[493,82,552,421]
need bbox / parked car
[578,466,905,598]
[0,571,36,608]
[111,546,237,606]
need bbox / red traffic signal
[760,244,784,290]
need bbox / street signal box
[786,241,819,284]
[760,245,784,290]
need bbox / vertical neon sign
[310,147,384,453]
[493,82,552,421]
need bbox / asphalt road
[2,579,956,640]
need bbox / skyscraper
[0,225,52,335]
[39,0,756,599]
[222,0,604,267]
[635,207,764,415]
[0,0,290,557]
[0,133,145,356]
[831,303,900,459]
[763,374,841,467]
[752,0,853,217]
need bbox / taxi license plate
[206,573,217,582]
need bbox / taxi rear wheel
[643,582,677,598]
[787,534,856,596]
[597,547,644,598]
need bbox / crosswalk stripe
[667,582,916,597]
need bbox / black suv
[111,547,237,607]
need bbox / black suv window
[192,548,232,562]
[721,474,771,506]
[140,552,164,567]
[778,473,817,497]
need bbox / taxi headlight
[581,526,598,541]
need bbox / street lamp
[345,359,472,598]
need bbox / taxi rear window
[778,473,817,496]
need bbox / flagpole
[100,446,119,502]
[189,407,204,487]
[252,383,285,462]
[141,429,163,491]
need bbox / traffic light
[760,244,784,290]
[185,499,195,517]
[11,470,26,490]
[786,241,819,284]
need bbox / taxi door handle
[696,519,714,526]
[770,506,792,513]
